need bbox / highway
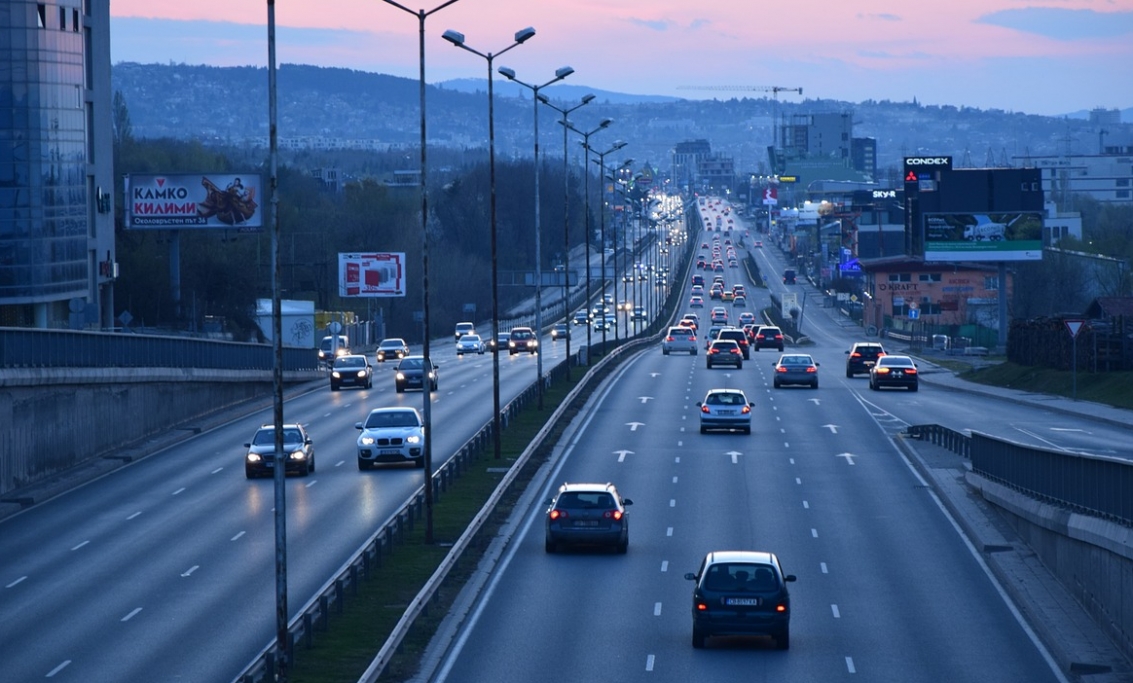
[428,203,1082,682]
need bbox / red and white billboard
[338,253,406,298]
[762,185,778,206]
[126,174,262,229]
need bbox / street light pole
[382,0,460,546]
[498,65,573,410]
[586,141,627,349]
[563,118,613,363]
[443,26,536,459]
[538,93,595,381]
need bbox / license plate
[380,449,402,456]
[718,410,736,416]
[865,361,875,367]
[725,597,761,606]
[573,520,600,527]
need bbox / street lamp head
[599,117,613,128]
[613,140,627,151]
[581,94,596,104]
[441,29,465,46]
[554,66,575,80]
[498,66,516,80]
[515,26,536,43]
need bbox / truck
[963,216,1007,241]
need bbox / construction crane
[677,85,803,98]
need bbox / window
[38,4,47,28]
[60,6,66,30]
[984,277,999,290]
[888,273,911,282]
[1117,179,1130,187]
[918,273,942,282]
[1118,190,1131,199]
[73,9,79,31]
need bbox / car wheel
[811,381,819,389]
[432,381,439,392]
[774,381,781,388]
[869,380,877,390]
[331,384,340,392]
[357,458,369,471]
[478,350,484,355]
[691,349,697,356]
[737,361,743,369]
[617,538,628,554]
[700,426,708,434]
[299,460,310,477]
[692,628,707,649]
[366,379,373,389]
[743,426,752,434]
[245,468,256,479]
[778,345,784,352]
[545,538,557,554]
[909,384,918,392]
[662,349,669,355]
[776,627,790,650]
[846,369,854,378]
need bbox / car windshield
[555,491,616,509]
[462,335,481,343]
[703,563,778,591]
[706,392,746,405]
[380,340,404,349]
[399,359,423,370]
[512,330,532,339]
[253,428,303,445]
[334,357,365,368]
[364,411,419,429]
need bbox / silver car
[662,326,698,355]
[355,407,426,469]
[456,333,485,355]
[697,388,753,434]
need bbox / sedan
[394,355,439,393]
[772,354,820,389]
[551,323,571,341]
[544,482,632,553]
[375,337,409,363]
[489,331,510,353]
[355,407,425,469]
[869,355,919,391]
[456,334,485,355]
[330,354,373,391]
[685,550,796,649]
[697,388,753,434]
[689,296,705,308]
[244,424,315,478]
[706,339,743,369]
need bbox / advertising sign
[922,212,1044,262]
[126,174,262,229]
[338,253,406,298]
[762,186,778,206]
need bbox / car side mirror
[844,350,850,354]
[543,498,553,506]
[695,401,703,407]
[354,422,363,430]
[784,574,797,582]
[622,498,633,506]
[749,402,755,407]
[243,443,251,448]
[684,572,698,581]
[305,438,312,444]
[815,362,820,366]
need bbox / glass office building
[0,1,115,328]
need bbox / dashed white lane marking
[46,660,71,677]
[667,527,674,537]
[669,499,676,508]
[305,480,317,488]
[646,654,656,672]
[211,467,223,475]
[127,511,142,520]
[811,528,819,538]
[336,460,344,467]
[789,458,795,464]
[661,561,669,572]
[846,656,856,673]
[831,604,841,618]
[6,576,27,588]
[731,453,738,464]
[796,477,802,485]
[172,487,185,496]
[802,501,809,509]
[71,541,89,551]
[654,602,662,616]
[231,531,246,541]
[675,457,681,464]
[181,565,199,577]
[672,476,678,483]
[121,607,143,622]
[821,562,829,574]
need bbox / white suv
[662,326,698,355]
[454,321,475,341]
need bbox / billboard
[126,174,263,229]
[923,212,1044,262]
[338,253,406,297]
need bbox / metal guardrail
[0,327,319,371]
[905,424,1132,527]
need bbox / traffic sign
[1065,320,1085,338]
[908,309,920,320]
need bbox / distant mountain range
[111,62,1131,176]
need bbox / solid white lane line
[675,456,681,463]
[661,561,669,572]
[231,531,246,541]
[821,562,829,574]
[802,501,809,509]
[6,576,27,588]
[121,607,143,622]
[846,656,856,673]
[336,460,344,467]
[46,660,71,677]
[181,565,199,577]
[784,442,789,448]
[654,602,662,616]
[811,528,818,538]
[211,467,223,474]
[646,654,656,672]
[789,458,795,464]
[831,604,841,618]
[667,527,674,537]
[669,499,676,508]
[127,511,141,520]
[71,541,89,551]
[795,477,802,485]
[305,480,317,488]
[731,453,738,464]
[172,487,185,496]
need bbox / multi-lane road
[2,199,1125,682]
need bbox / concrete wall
[0,368,320,499]
[972,473,1133,659]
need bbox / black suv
[684,550,797,649]
[244,424,315,478]
[845,342,887,377]
[544,482,633,553]
[714,327,751,359]
[752,325,784,352]
[706,339,744,369]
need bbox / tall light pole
[562,119,613,362]
[498,65,573,410]
[538,93,595,381]
[586,141,627,348]
[443,26,535,459]
[382,0,459,545]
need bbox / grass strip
[289,371,587,683]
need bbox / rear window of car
[669,327,693,336]
[703,563,778,591]
[706,392,746,405]
[718,330,745,340]
[556,492,615,509]
[856,345,884,357]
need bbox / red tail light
[549,509,567,520]
[741,405,751,414]
[776,366,787,373]
[850,352,861,358]
[875,367,891,375]
[701,405,711,414]
[806,366,817,373]
[776,604,787,613]
[905,367,918,375]
[665,336,675,342]
[603,510,623,520]
[696,602,708,611]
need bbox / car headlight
[331,371,341,378]
[356,370,366,378]
[360,436,375,445]
[396,372,406,380]
[508,341,516,348]
[530,340,538,347]
[289,450,307,461]
[406,435,421,444]
[247,453,262,463]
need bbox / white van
[932,334,950,351]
